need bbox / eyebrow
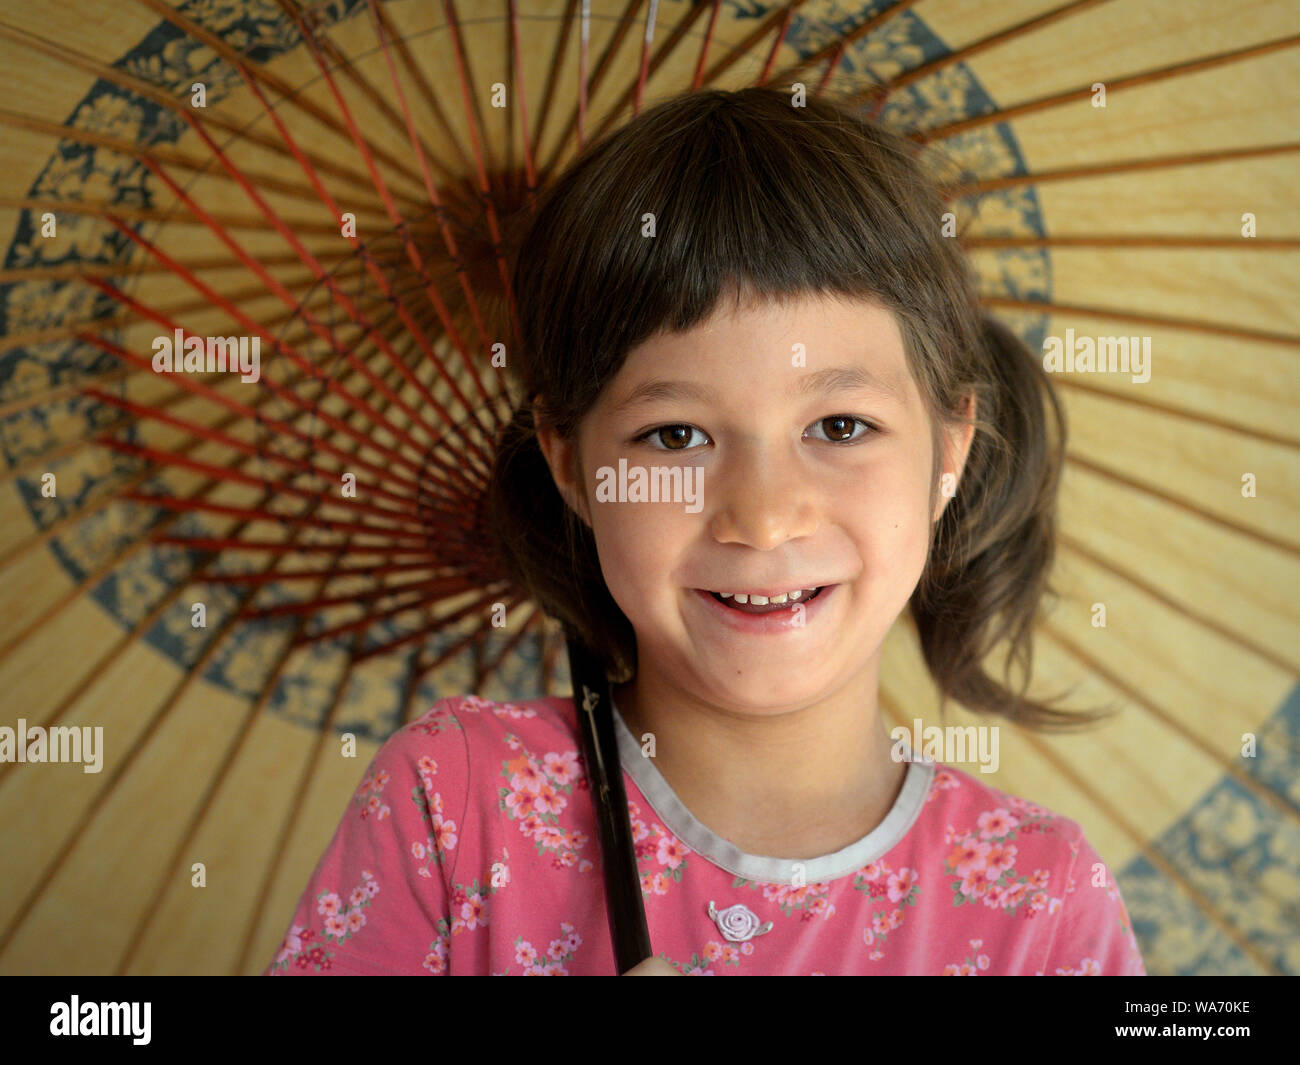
[612,365,904,413]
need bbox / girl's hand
[621,956,682,976]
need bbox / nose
[707,441,820,550]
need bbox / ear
[533,395,593,528]
[932,391,977,524]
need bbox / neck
[610,659,905,860]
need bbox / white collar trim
[611,695,934,884]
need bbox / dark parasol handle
[563,633,653,974]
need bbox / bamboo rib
[858,0,1115,102]
[276,0,452,188]
[0,107,380,210]
[914,34,1300,143]
[471,608,547,695]
[542,0,646,173]
[1054,533,1299,685]
[6,312,418,683]
[437,0,524,351]
[1040,617,1300,781]
[296,583,512,650]
[531,0,581,153]
[0,265,378,359]
[116,165,488,487]
[243,574,488,620]
[229,624,368,974]
[397,598,536,719]
[0,310,433,594]
[384,595,531,675]
[136,152,496,477]
[756,3,795,86]
[964,235,1300,251]
[946,143,1300,197]
[0,247,352,284]
[0,278,396,491]
[694,0,811,106]
[117,552,346,974]
[1050,375,1299,451]
[87,278,458,497]
[981,296,1300,348]
[0,497,350,958]
[0,194,347,236]
[95,429,430,532]
[1063,450,1298,557]
[771,0,922,89]
[366,0,476,179]
[504,0,540,200]
[587,0,713,143]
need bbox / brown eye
[821,416,855,443]
[806,416,876,444]
[634,423,707,449]
[650,425,698,450]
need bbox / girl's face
[537,292,974,712]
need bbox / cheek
[588,503,680,615]
[845,452,935,576]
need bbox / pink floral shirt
[264,694,1145,975]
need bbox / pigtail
[912,312,1117,731]
[486,400,637,684]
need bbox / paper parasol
[0,0,1296,975]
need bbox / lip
[690,584,838,634]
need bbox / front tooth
[748,594,769,605]
[734,593,750,604]
[769,593,788,604]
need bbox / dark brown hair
[488,86,1110,731]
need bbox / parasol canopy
[0,0,1296,975]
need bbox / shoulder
[917,762,1091,916]
[367,693,584,791]
[919,761,1144,975]
[921,760,1088,856]
[351,693,586,875]
[385,693,581,756]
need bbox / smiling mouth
[701,587,827,613]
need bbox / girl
[265,87,1145,976]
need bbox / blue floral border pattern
[3,0,1293,978]
[1119,684,1300,975]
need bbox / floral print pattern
[509,923,584,975]
[265,695,1146,976]
[944,803,1061,918]
[632,801,690,896]
[353,768,391,822]
[943,938,993,975]
[268,870,380,973]
[496,737,594,872]
[851,859,921,960]
[410,753,456,879]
